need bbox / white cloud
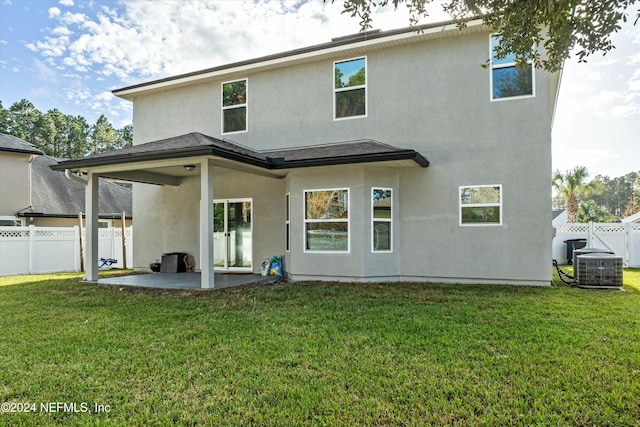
[48,7,61,18]
[32,0,449,85]
[59,0,74,6]
[61,12,87,25]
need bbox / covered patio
[96,272,279,290]
[53,132,428,289]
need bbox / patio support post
[85,172,99,282]
[200,159,215,289]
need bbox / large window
[222,79,247,133]
[304,188,349,252]
[372,188,392,252]
[334,57,366,119]
[490,35,534,100]
[460,185,502,226]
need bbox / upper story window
[460,185,502,226]
[222,79,247,133]
[490,36,534,100]
[334,57,366,119]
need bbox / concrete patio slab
[95,272,279,290]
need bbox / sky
[1,0,638,179]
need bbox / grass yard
[0,269,639,426]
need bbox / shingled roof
[0,133,44,155]
[17,154,132,219]
[52,132,429,171]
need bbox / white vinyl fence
[0,226,133,276]
[553,222,640,267]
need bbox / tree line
[0,99,132,159]
[553,167,639,223]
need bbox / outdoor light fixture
[184,165,196,172]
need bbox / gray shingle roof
[0,133,44,155]
[17,154,132,219]
[52,132,429,171]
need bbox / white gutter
[65,169,88,185]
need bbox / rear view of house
[54,19,560,288]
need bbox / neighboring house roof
[17,154,132,219]
[52,132,429,173]
[552,209,568,226]
[0,133,44,155]
[621,211,640,223]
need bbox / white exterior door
[213,199,253,271]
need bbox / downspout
[65,169,88,185]
[28,155,34,208]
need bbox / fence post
[73,226,79,272]
[625,222,630,267]
[28,225,35,274]
[588,222,594,247]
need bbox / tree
[89,114,120,154]
[117,124,133,149]
[622,175,640,218]
[7,99,42,145]
[552,166,604,223]
[37,109,68,157]
[577,200,612,223]
[67,115,90,158]
[588,171,638,217]
[0,99,132,157]
[336,0,639,72]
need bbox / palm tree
[552,166,603,223]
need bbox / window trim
[459,184,503,227]
[489,35,535,102]
[371,187,393,253]
[303,187,350,253]
[285,192,290,252]
[221,78,248,134]
[333,56,367,121]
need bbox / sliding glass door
[213,199,252,271]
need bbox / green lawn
[1,269,639,426]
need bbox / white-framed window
[372,188,392,252]
[0,216,24,227]
[459,185,502,226]
[285,193,291,252]
[334,57,366,120]
[222,78,248,134]
[490,35,534,101]
[304,188,349,252]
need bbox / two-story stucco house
[54,19,560,288]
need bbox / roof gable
[0,133,44,155]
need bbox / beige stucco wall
[133,168,284,273]
[129,28,554,285]
[0,152,31,217]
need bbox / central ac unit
[576,253,623,289]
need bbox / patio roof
[52,132,429,180]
